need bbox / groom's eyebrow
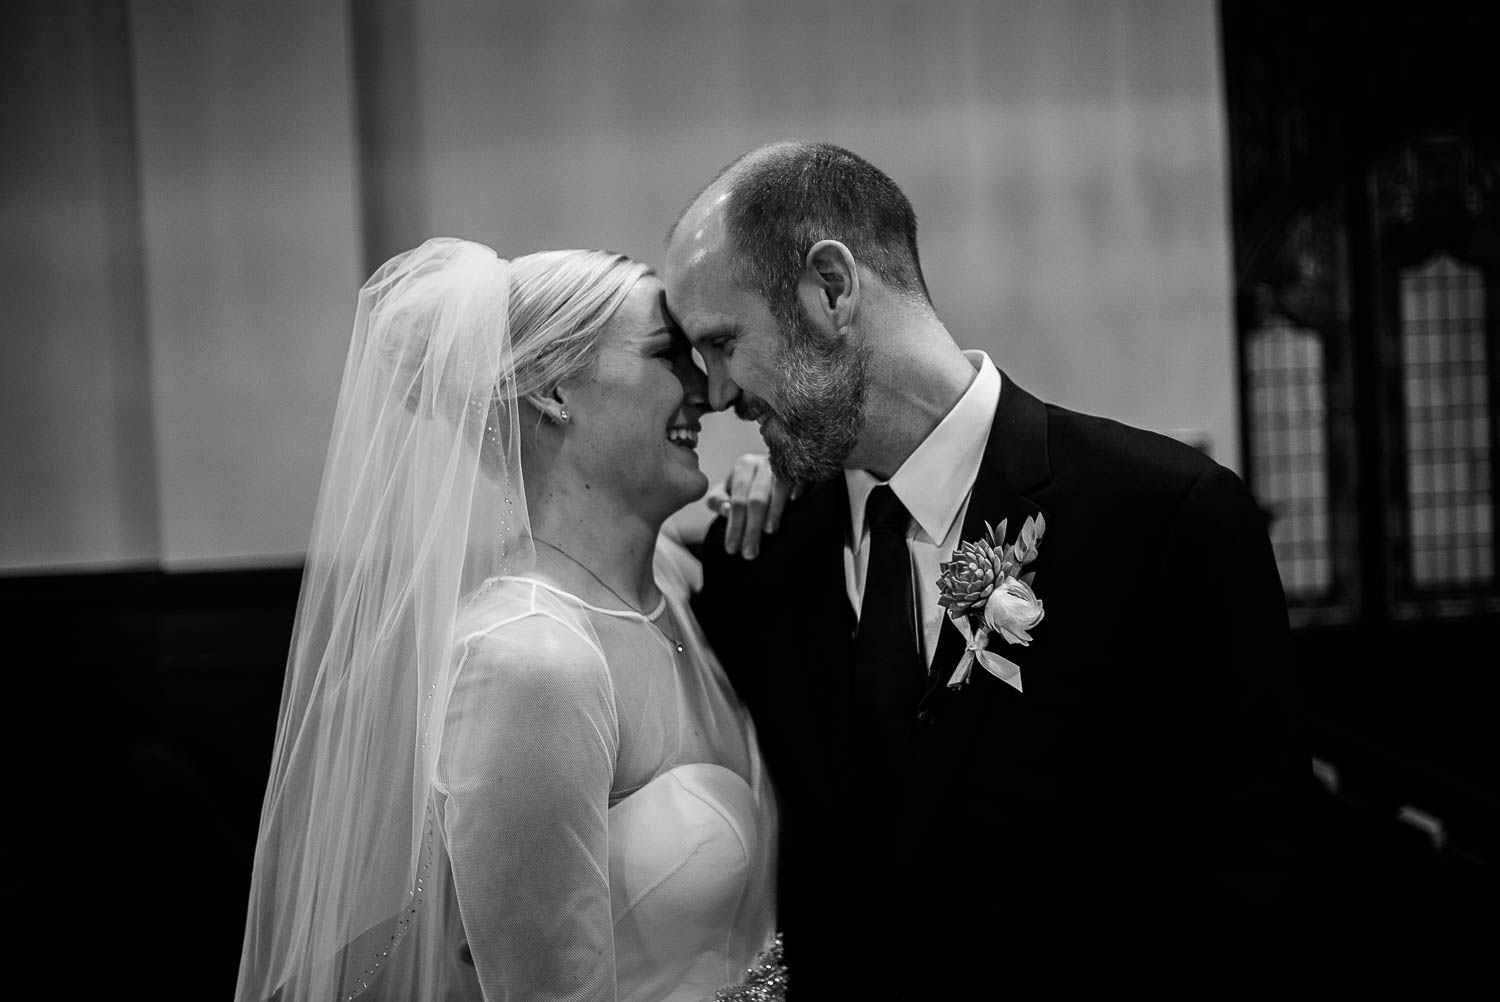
[681,319,737,344]
[698,323,738,344]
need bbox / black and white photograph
[2,1,1494,998]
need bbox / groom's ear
[800,240,859,334]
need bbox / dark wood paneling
[6,558,1495,987]
[3,566,300,991]
[1222,0,1497,967]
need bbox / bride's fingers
[723,453,775,558]
[707,456,796,561]
[720,457,753,555]
[705,487,739,552]
[764,472,792,536]
[733,454,794,560]
[738,460,776,560]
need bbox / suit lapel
[908,373,1053,821]
[804,478,856,753]
[759,476,855,755]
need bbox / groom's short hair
[715,142,931,322]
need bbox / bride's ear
[524,389,571,426]
[799,239,859,335]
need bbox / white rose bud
[982,578,1044,646]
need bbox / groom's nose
[706,362,738,412]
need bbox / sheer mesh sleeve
[435,605,620,1002]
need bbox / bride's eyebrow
[657,288,684,329]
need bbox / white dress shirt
[845,350,1002,669]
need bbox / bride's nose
[674,352,710,413]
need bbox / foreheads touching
[503,249,654,408]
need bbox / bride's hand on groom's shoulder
[705,453,797,560]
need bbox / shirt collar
[846,350,1002,543]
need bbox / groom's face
[665,235,868,486]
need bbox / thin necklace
[531,537,685,653]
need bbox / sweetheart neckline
[610,761,752,810]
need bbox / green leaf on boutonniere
[1009,512,1046,565]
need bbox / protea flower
[937,534,1010,616]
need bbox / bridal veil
[235,238,533,1001]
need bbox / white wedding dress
[431,533,779,1001]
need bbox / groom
[667,142,1308,995]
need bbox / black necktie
[854,485,923,714]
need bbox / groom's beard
[738,306,870,487]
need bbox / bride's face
[558,275,710,517]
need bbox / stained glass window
[1399,253,1494,589]
[1246,315,1332,598]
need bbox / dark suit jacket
[694,373,1310,996]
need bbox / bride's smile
[552,274,711,519]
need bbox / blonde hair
[503,249,654,407]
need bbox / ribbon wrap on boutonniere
[936,513,1046,693]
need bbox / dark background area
[1221,0,1497,977]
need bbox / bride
[234,239,783,1001]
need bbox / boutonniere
[936,514,1046,693]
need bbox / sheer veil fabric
[236,239,779,1002]
[236,239,533,1001]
